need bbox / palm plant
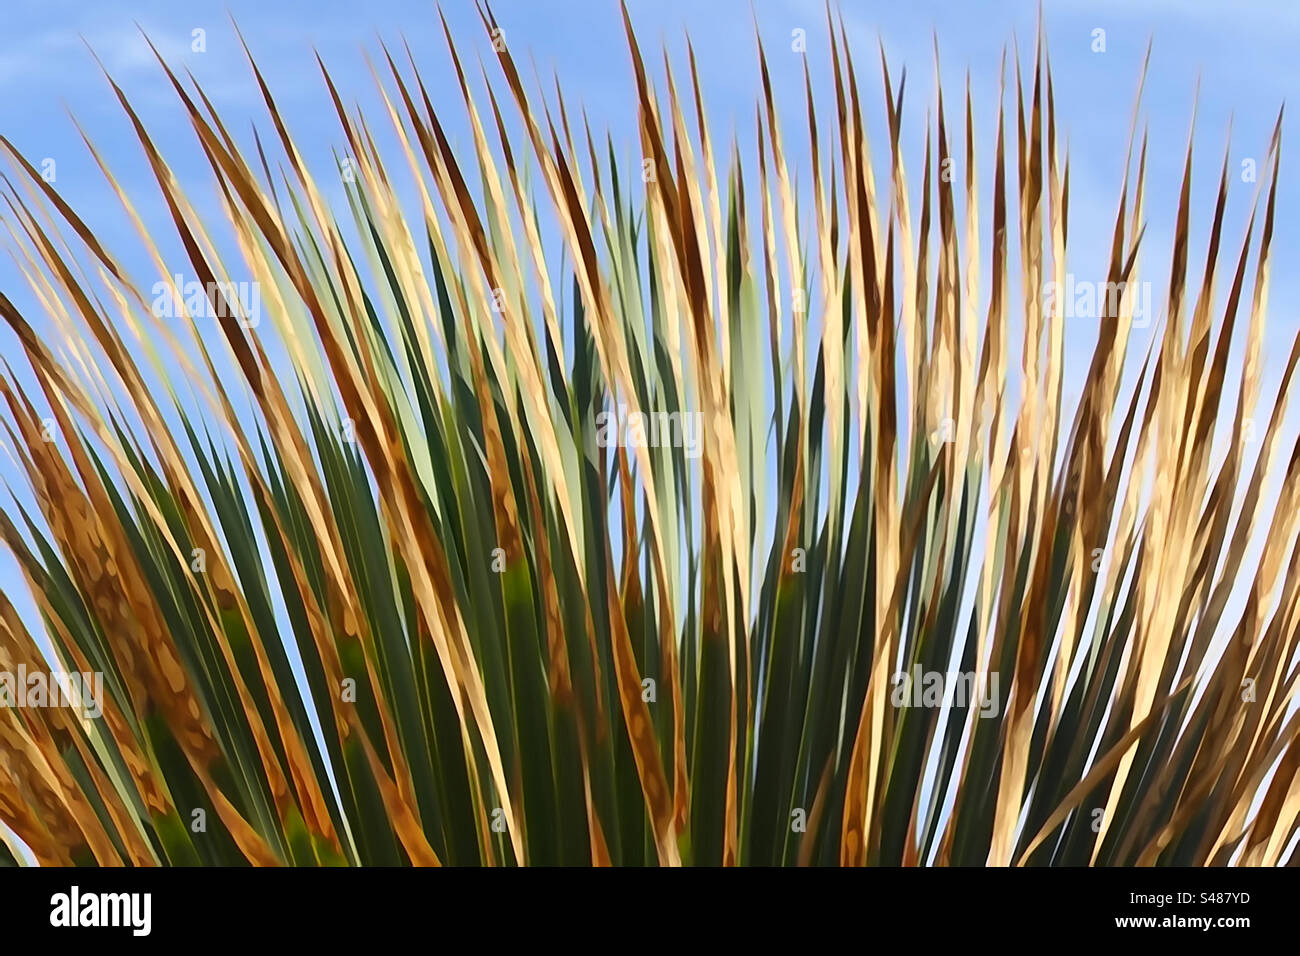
[0,4,1295,867]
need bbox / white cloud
[0,24,193,88]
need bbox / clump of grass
[0,4,1294,866]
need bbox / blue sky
[0,0,1295,270]
[1,0,1297,863]
[0,0,1295,435]
[1,0,1295,367]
